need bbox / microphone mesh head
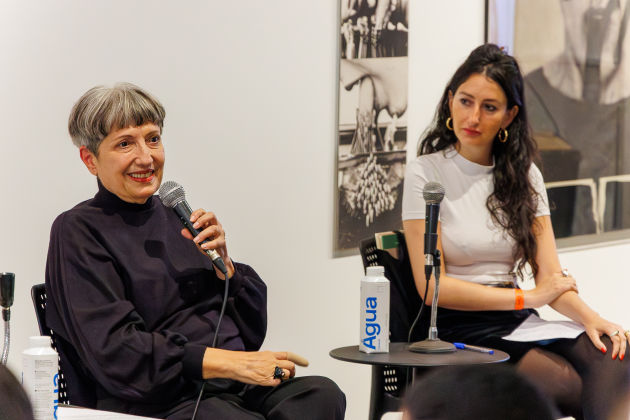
[423,181,445,204]
[159,181,186,208]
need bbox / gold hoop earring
[498,128,508,143]
[446,117,453,131]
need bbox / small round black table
[330,342,509,420]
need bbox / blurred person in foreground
[0,364,34,420]
[44,83,345,419]
[401,365,555,420]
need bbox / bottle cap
[30,336,52,349]
[366,266,385,276]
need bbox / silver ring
[610,330,620,338]
[561,269,570,277]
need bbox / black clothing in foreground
[45,182,267,415]
[0,364,35,420]
[162,376,346,420]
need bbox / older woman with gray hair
[45,83,345,419]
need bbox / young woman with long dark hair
[402,44,630,419]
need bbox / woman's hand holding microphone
[180,208,235,280]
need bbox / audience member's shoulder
[0,364,34,420]
[403,364,555,420]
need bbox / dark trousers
[165,376,346,420]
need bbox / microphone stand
[1,310,9,366]
[0,273,14,366]
[409,251,456,353]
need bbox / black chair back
[31,284,97,408]
[31,284,70,405]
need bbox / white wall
[0,1,628,420]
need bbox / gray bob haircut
[68,82,166,155]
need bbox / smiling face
[80,123,165,204]
[448,73,518,165]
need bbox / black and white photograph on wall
[340,0,409,59]
[487,0,630,246]
[335,0,409,256]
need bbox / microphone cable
[407,249,440,344]
[191,267,230,420]
[406,250,440,387]
[157,181,232,419]
[407,282,428,345]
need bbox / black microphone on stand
[1,272,15,366]
[409,182,455,354]
[423,182,444,281]
[158,181,228,275]
[0,273,14,316]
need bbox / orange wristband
[514,289,524,310]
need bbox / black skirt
[435,307,538,345]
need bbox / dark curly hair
[418,44,541,278]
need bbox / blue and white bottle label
[360,280,390,353]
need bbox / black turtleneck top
[45,181,267,413]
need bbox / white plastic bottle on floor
[360,266,390,353]
[22,336,59,420]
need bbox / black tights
[478,334,630,420]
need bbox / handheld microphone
[0,273,14,322]
[423,182,445,281]
[158,181,228,275]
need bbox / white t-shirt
[402,147,550,285]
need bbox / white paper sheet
[59,406,155,419]
[502,314,585,342]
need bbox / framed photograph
[334,0,410,257]
[486,0,630,249]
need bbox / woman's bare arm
[533,216,626,358]
[403,218,577,310]
[533,216,596,322]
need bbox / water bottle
[360,266,390,353]
[22,336,58,420]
